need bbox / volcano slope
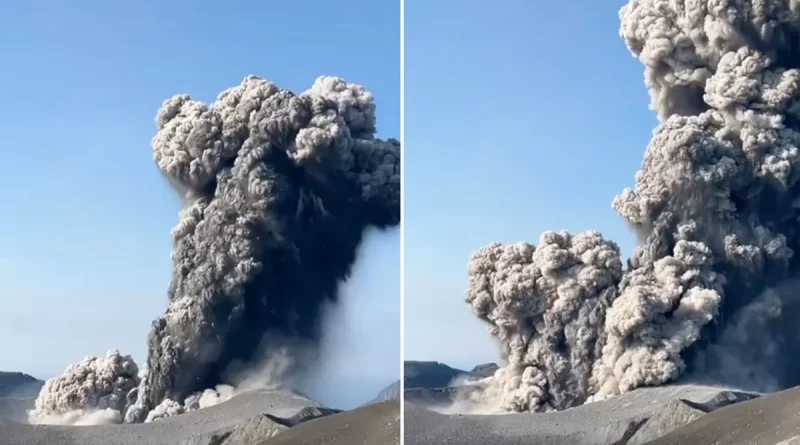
[403,376,774,445]
[640,385,800,445]
[257,400,400,445]
[0,389,399,445]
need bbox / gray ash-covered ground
[401,361,780,445]
[642,385,800,445]
[0,387,399,445]
[404,383,769,445]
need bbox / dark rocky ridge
[468,363,498,378]
[366,360,497,406]
[0,372,43,423]
[0,373,43,399]
[403,361,471,388]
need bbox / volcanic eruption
[465,0,800,413]
[31,75,400,424]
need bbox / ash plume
[465,0,800,413]
[30,350,139,425]
[467,232,623,412]
[34,75,399,424]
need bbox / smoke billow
[32,75,399,424]
[468,232,624,412]
[465,0,800,413]
[30,350,139,425]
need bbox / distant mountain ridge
[0,372,43,399]
[365,361,499,405]
[0,372,44,423]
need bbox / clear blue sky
[404,0,659,371]
[0,0,399,409]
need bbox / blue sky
[0,0,399,409]
[404,0,659,370]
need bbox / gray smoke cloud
[34,75,399,424]
[467,231,624,412]
[31,350,139,424]
[466,0,800,413]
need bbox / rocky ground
[0,372,399,445]
[405,384,761,445]
[12,361,799,444]
[640,385,800,445]
[259,400,399,445]
[402,361,800,445]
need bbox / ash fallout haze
[0,0,400,425]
